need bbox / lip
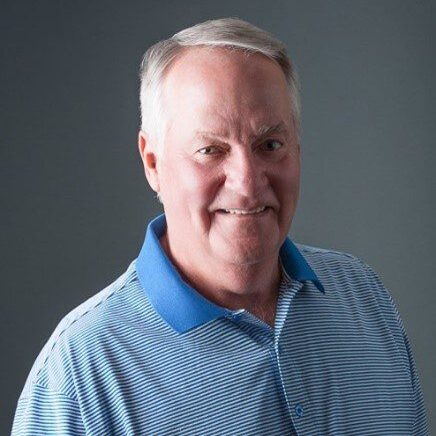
[215,206,272,217]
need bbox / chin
[217,242,274,266]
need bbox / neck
[160,230,282,323]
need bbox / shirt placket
[271,279,321,436]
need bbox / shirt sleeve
[11,384,86,435]
[361,261,429,435]
[387,294,429,435]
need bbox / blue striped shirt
[12,213,429,435]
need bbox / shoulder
[48,259,139,342]
[295,241,361,262]
[20,260,142,399]
[294,241,393,301]
[295,241,370,274]
[295,241,403,328]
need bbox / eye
[261,140,283,151]
[198,145,222,155]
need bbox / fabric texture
[12,213,429,435]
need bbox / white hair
[139,17,301,153]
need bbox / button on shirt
[12,214,429,435]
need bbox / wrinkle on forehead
[194,120,292,144]
[191,99,294,145]
[161,46,294,146]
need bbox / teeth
[223,206,267,215]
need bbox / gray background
[2,0,435,433]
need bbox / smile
[218,206,269,215]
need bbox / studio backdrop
[2,1,435,434]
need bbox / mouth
[216,206,271,216]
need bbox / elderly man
[12,18,428,435]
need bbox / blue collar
[136,214,324,333]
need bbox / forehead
[161,47,292,137]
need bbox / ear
[137,130,160,193]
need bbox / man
[12,18,428,435]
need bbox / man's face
[146,47,300,267]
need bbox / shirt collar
[136,213,324,333]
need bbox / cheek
[275,159,300,198]
[162,161,222,208]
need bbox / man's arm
[361,261,429,435]
[386,290,429,435]
[11,383,86,435]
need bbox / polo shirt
[12,213,429,435]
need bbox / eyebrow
[255,122,290,139]
[194,122,290,143]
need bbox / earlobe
[138,130,160,193]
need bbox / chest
[76,313,414,435]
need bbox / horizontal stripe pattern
[12,218,429,435]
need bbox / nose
[224,149,268,197]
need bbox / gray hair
[139,17,301,152]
